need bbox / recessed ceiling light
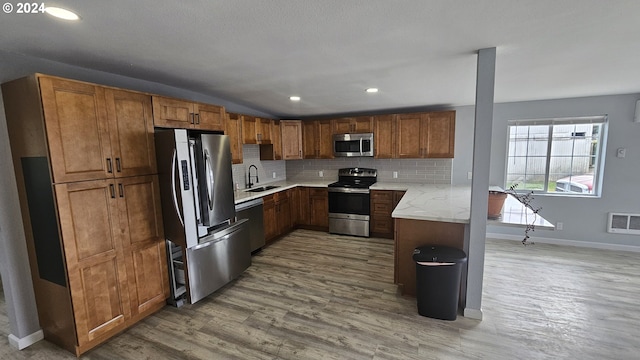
[366,88,379,93]
[45,7,80,21]
[289,96,301,101]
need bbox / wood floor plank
[1,230,639,359]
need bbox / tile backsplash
[231,145,452,187]
[231,145,286,189]
[286,158,452,183]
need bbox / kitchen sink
[245,185,280,193]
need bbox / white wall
[451,94,640,248]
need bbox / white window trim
[505,115,608,197]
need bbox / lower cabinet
[309,188,329,229]
[263,190,294,245]
[370,190,406,238]
[52,175,169,355]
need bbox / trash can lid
[413,245,467,263]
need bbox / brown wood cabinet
[332,116,373,134]
[256,117,273,144]
[302,120,333,159]
[242,115,258,144]
[395,111,455,158]
[370,190,405,238]
[225,112,244,164]
[260,119,283,160]
[280,120,303,160]
[2,74,169,356]
[263,194,278,243]
[297,187,310,225]
[263,190,293,244]
[373,114,395,158]
[309,188,329,229]
[152,96,224,131]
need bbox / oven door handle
[328,187,370,194]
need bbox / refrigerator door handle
[204,150,215,210]
[171,149,185,227]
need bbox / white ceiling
[1,0,640,117]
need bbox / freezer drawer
[185,219,250,304]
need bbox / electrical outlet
[319,170,324,177]
[393,171,398,179]
[272,172,276,178]
[467,172,473,180]
[556,222,563,231]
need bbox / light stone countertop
[234,180,553,229]
[233,179,331,205]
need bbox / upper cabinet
[225,112,244,164]
[280,120,303,160]
[256,117,273,144]
[373,114,394,159]
[395,111,455,158]
[303,120,333,159]
[242,115,273,144]
[260,119,283,160]
[152,96,224,132]
[40,76,156,183]
[332,116,373,134]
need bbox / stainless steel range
[328,167,377,237]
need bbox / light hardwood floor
[1,230,639,359]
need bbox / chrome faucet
[247,165,259,188]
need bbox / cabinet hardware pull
[190,113,195,124]
[109,184,115,198]
[107,158,113,173]
[116,158,121,172]
[118,183,124,198]
[195,113,200,124]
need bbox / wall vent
[607,213,640,235]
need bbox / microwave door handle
[171,149,185,227]
[359,138,364,156]
[205,151,214,210]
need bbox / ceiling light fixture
[366,88,379,93]
[45,7,80,21]
[289,96,301,101]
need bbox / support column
[464,47,496,320]
[0,91,43,349]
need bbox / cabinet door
[277,195,291,235]
[152,96,195,129]
[39,76,112,183]
[195,103,225,131]
[263,195,278,243]
[317,120,334,159]
[116,175,169,319]
[298,187,310,225]
[272,120,283,160]
[242,115,258,144]
[373,114,394,158]
[225,113,244,164]
[55,179,130,346]
[332,118,352,134]
[309,188,328,228]
[425,111,455,158]
[302,121,317,159]
[105,89,157,178]
[289,188,301,226]
[395,113,424,158]
[281,120,303,160]
[353,116,373,133]
[255,117,272,144]
[370,190,393,237]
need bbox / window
[505,116,607,196]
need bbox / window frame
[504,115,608,197]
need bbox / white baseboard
[463,307,483,320]
[486,232,640,253]
[8,330,44,350]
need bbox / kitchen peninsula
[389,183,553,298]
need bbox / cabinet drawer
[372,202,392,214]
[371,191,392,202]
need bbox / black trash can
[413,245,467,320]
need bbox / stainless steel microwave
[333,133,374,157]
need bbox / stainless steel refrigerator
[155,129,250,305]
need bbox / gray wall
[451,94,640,248]
[0,50,273,342]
